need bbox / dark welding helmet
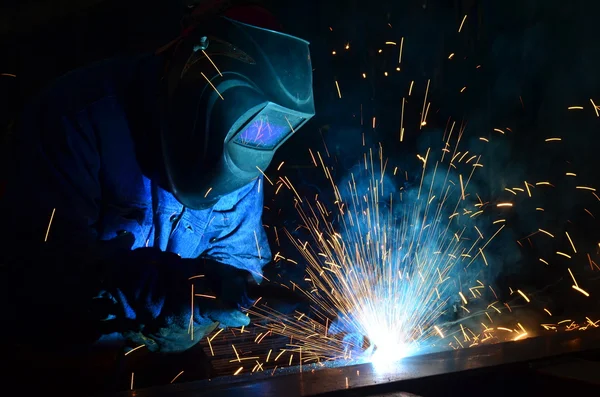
[160,15,315,209]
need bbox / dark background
[1,0,600,347]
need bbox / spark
[130,373,134,390]
[195,294,216,299]
[209,328,223,342]
[590,98,600,117]
[479,248,488,266]
[207,336,214,356]
[572,285,590,297]
[335,81,342,98]
[190,284,195,340]
[204,187,213,198]
[255,230,262,260]
[124,345,145,356]
[545,138,562,142]
[458,15,467,32]
[44,208,56,242]
[400,98,405,141]
[274,350,286,361]
[568,106,583,110]
[202,50,223,76]
[233,367,244,376]
[576,186,596,192]
[517,290,530,303]
[524,181,532,197]
[200,72,224,100]
[420,79,430,129]
[399,37,404,63]
[496,203,513,208]
[568,268,579,287]
[565,232,577,253]
[539,229,554,238]
[170,370,185,384]
[232,344,241,362]
[513,332,528,341]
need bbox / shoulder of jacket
[27,55,149,118]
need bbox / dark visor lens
[233,110,304,149]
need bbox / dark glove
[97,248,253,353]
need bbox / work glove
[96,248,254,353]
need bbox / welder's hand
[98,248,252,353]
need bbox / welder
[0,0,314,366]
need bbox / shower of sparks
[249,122,521,367]
[231,63,600,374]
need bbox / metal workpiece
[109,328,600,397]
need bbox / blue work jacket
[1,54,271,284]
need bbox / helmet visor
[231,103,309,150]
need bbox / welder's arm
[0,104,240,351]
[0,104,110,346]
[97,248,251,353]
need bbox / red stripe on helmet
[223,5,282,31]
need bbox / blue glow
[288,141,494,367]
[234,112,301,149]
[369,343,411,373]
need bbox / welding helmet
[160,11,315,209]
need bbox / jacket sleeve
[0,97,99,343]
[204,178,272,284]
[1,93,146,346]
